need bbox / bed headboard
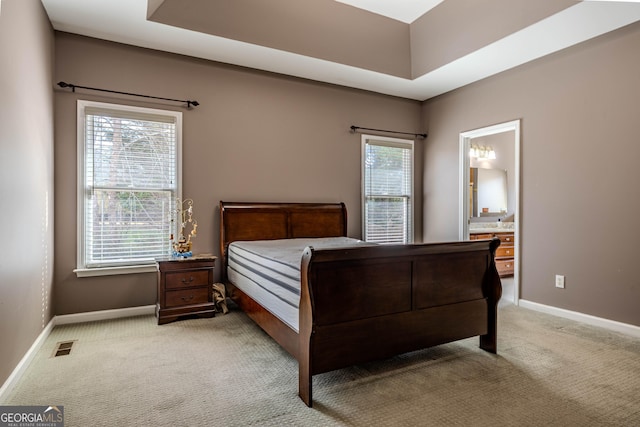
[219,201,347,272]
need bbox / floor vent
[53,341,76,357]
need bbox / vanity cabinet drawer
[496,259,514,276]
[494,233,514,243]
[496,246,514,258]
[165,287,210,308]
[469,233,493,240]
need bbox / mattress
[227,237,370,332]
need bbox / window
[76,101,182,276]
[362,136,414,244]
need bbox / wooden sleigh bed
[219,201,502,407]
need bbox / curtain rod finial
[57,81,76,92]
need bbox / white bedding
[227,237,371,332]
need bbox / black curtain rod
[350,125,427,139]
[57,82,199,109]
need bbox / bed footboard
[298,239,501,407]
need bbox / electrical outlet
[555,275,565,289]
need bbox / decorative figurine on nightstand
[170,198,198,258]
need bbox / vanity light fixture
[469,144,496,160]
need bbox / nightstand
[156,256,217,325]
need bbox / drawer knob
[181,295,194,302]
[181,276,195,283]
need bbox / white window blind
[77,101,181,274]
[362,137,413,244]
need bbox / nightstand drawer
[165,287,209,308]
[165,270,210,289]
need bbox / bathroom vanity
[469,225,514,277]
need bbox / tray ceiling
[42,0,640,100]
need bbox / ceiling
[42,0,640,101]
[335,0,446,23]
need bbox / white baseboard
[54,305,155,325]
[519,299,640,338]
[0,305,156,402]
[0,318,55,403]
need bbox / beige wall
[423,22,640,326]
[0,0,54,387]
[53,33,423,315]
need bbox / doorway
[459,120,520,305]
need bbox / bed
[219,201,502,407]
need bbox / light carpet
[3,304,640,426]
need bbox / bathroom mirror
[470,167,507,218]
